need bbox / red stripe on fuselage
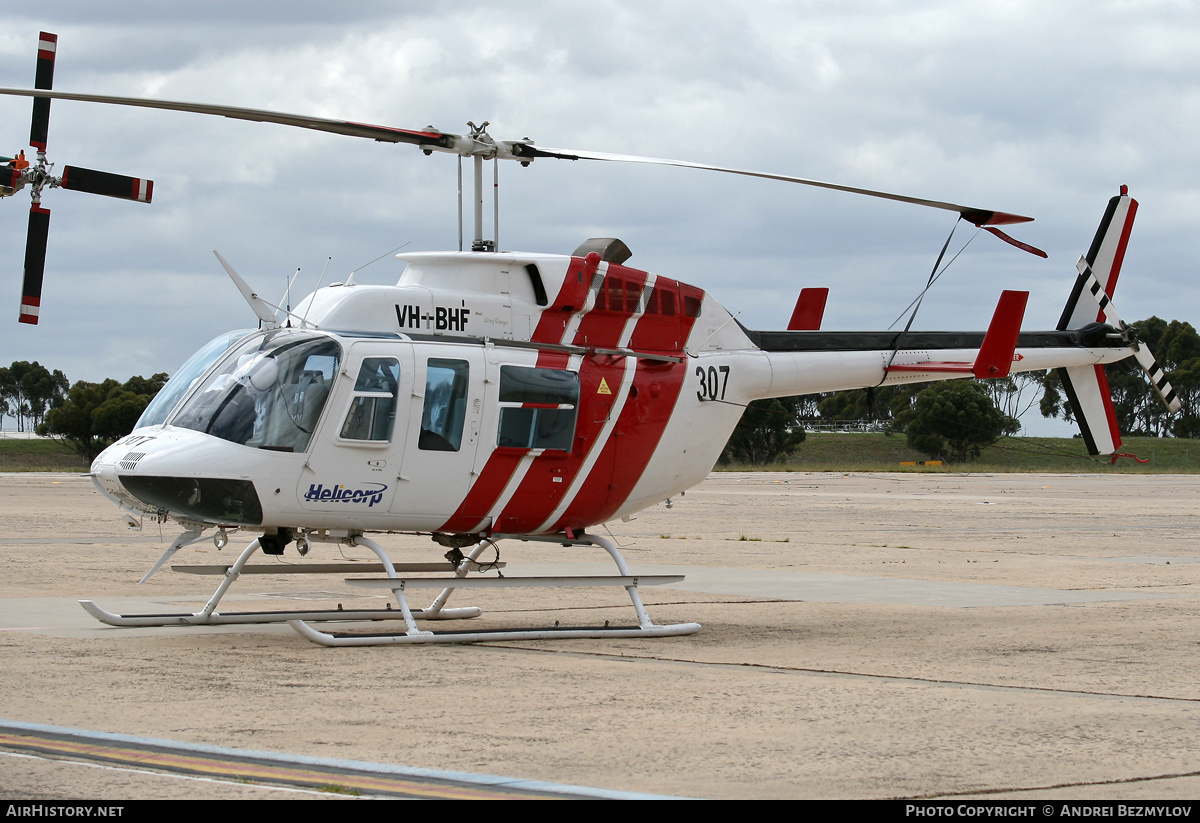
[494,262,654,532]
[436,452,526,533]
[436,265,593,532]
[533,277,706,531]
[627,276,701,353]
[517,271,703,533]
[531,257,590,343]
[570,263,647,348]
[548,321,699,532]
[436,349,571,533]
[438,256,704,536]
[490,353,630,533]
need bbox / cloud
[0,0,1195,403]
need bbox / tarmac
[1,470,1198,799]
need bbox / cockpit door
[296,342,412,516]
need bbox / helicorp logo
[304,482,388,508]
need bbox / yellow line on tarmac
[0,732,549,799]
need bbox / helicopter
[2,32,1180,646]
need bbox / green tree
[818,386,908,423]
[0,361,68,432]
[720,396,807,465]
[979,371,1050,422]
[905,380,1019,463]
[39,373,168,462]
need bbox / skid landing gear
[290,532,701,646]
[79,531,700,645]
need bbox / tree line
[1,361,166,462]
[721,316,1200,465]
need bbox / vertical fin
[1057,364,1121,455]
[787,288,829,331]
[1054,187,1136,455]
[1058,187,1137,331]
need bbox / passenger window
[496,366,579,451]
[339,358,400,442]
[420,359,470,451]
[659,288,677,316]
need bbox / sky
[2,1,1197,437]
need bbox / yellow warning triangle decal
[597,378,613,395]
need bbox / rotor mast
[453,120,520,253]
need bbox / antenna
[346,242,411,285]
[299,257,332,329]
[273,268,301,324]
[285,267,298,327]
[213,250,279,329]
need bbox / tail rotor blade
[1131,344,1182,415]
[2,164,20,197]
[60,165,153,203]
[29,32,57,150]
[20,205,50,325]
[1076,256,1182,414]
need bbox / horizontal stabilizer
[884,290,1027,378]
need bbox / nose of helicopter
[91,428,265,526]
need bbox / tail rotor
[1074,253,1181,414]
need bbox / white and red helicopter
[2,33,1180,645]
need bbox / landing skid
[289,532,702,646]
[293,620,700,646]
[79,600,479,627]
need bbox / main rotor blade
[514,145,1033,227]
[0,87,1033,225]
[61,165,153,203]
[20,205,50,325]
[0,88,459,151]
[29,32,57,150]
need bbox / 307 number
[696,365,730,401]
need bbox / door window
[339,357,400,442]
[419,358,470,451]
